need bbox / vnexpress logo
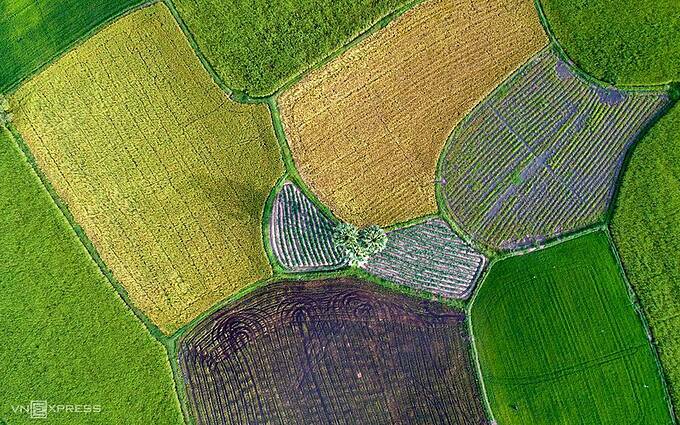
[30,400,47,419]
[11,400,101,419]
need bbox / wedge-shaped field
[179,278,488,424]
[269,181,347,272]
[439,49,668,250]
[171,0,404,96]
[10,3,283,334]
[279,0,547,227]
[612,105,680,417]
[0,128,183,424]
[0,0,142,91]
[471,232,673,424]
[362,218,486,298]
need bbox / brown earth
[279,0,548,226]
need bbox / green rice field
[171,0,405,95]
[540,0,680,85]
[471,231,673,424]
[0,127,183,424]
[611,104,680,417]
[0,0,141,92]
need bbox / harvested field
[439,49,668,250]
[0,0,141,91]
[269,181,347,272]
[471,232,673,424]
[361,218,486,299]
[0,128,183,424]
[10,3,284,333]
[611,104,680,417]
[179,277,488,424]
[279,0,547,227]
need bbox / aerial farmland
[1,0,678,423]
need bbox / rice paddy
[611,104,680,417]
[471,232,673,424]
[279,0,547,227]
[0,0,141,92]
[9,3,283,333]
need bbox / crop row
[269,181,347,272]
[440,48,668,250]
[179,278,488,424]
[362,218,486,299]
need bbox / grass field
[171,0,405,96]
[279,0,547,227]
[0,127,183,424]
[179,277,487,424]
[540,0,680,86]
[471,232,673,424]
[0,0,141,92]
[611,104,680,417]
[10,3,284,333]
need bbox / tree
[332,223,387,266]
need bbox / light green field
[612,104,680,417]
[10,3,283,333]
[0,126,183,424]
[171,0,405,96]
[540,0,680,85]
[0,0,142,92]
[471,232,673,424]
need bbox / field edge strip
[604,227,679,422]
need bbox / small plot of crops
[10,3,283,333]
[440,48,668,251]
[362,218,486,299]
[612,104,680,417]
[471,232,673,424]
[279,0,547,227]
[0,0,141,91]
[179,277,488,424]
[269,181,347,272]
[0,127,183,424]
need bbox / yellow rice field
[11,3,283,333]
[279,0,547,226]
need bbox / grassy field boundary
[2,1,156,96]
[533,0,675,92]
[465,260,499,423]
[266,97,347,224]
[604,227,679,422]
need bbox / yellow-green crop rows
[10,3,283,334]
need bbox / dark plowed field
[179,277,488,424]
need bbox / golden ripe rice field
[279,0,548,227]
[10,3,284,334]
